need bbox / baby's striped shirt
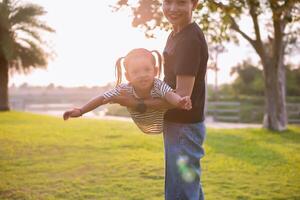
[103,78,172,134]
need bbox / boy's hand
[178,96,192,110]
[63,108,82,121]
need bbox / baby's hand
[178,96,192,110]
[63,108,82,121]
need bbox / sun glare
[10,1,165,87]
[10,0,242,88]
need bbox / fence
[9,96,300,124]
[206,101,300,124]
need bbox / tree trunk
[0,58,10,111]
[262,59,287,131]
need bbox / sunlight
[10,0,165,87]
[10,0,242,87]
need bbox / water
[17,103,132,122]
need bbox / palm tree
[0,0,55,111]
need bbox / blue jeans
[163,121,206,200]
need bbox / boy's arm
[146,77,194,110]
[175,75,195,97]
[149,76,194,110]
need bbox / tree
[222,61,300,97]
[0,0,55,111]
[208,44,226,100]
[230,60,264,96]
[113,0,300,131]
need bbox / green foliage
[206,95,300,123]
[213,61,300,123]
[1,112,300,199]
[106,104,131,117]
[222,61,300,97]
[113,0,300,131]
[286,66,300,96]
[229,60,264,96]
[113,0,300,44]
[0,0,55,72]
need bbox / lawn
[0,112,300,200]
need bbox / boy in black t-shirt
[163,21,208,123]
[109,0,208,199]
[161,0,208,199]
[162,23,208,200]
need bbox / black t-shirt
[163,22,208,123]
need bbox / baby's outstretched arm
[63,95,105,120]
[63,108,82,120]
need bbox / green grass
[0,112,300,200]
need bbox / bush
[106,104,131,117]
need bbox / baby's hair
[115,48,162,86]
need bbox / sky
[9,0,259,87]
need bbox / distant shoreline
[26,110,262,129]
[26,110,132,122]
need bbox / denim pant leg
[163,121,206,200]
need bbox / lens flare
[176,155,196,183]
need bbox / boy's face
[125,56,157,91]
[162,0,197,29]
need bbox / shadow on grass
[246,127,300,146]
[276,127,300,143]
[206,130,286,166]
